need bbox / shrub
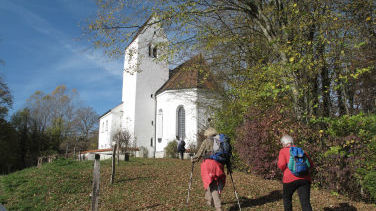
[312,136,363,199]
[363,171,376,200]
[236,105,314,179]
[164,140,178,158]
[309,114,376,201]
[138,146,148,158]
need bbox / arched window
[157,109,163,142]
[152,47,157,58]
[148,44,152,57]
[176,106,185,140]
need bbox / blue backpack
[209,134,232,164]
[287,147,311,176]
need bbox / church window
[150,138,153,147]
[157,109,163,140]
[153,47,158,58]
[176,106,185,140]
[151,94,153,98]
[148,44,152,57]
[151,120,154,126]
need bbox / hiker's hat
[204,127,217,137]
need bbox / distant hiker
[191,127,227,211]
[177,138,186,160]
[277,134,313,211]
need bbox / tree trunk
[313,75,319,116]
[65,144,69,158]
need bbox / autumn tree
[0,75,12,119]
[8,85,99,168]
[85,0,374,123]
[112,129,133,154]
[74,106,98,140]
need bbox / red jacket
[277,146,313,183]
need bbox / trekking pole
[187,159,195,204]
[229,168,241,211]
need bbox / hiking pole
[187,160,194,204]
[229,168,241,211]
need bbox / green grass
[1,158,375,210]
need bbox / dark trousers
[283,179,312,211]
[179,151,184,160]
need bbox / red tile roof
[156,55,217,94]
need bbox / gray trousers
[205,181,222,210]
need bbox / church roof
[126,15,154,49]
[156,55,217,95]
[99,102,123,119]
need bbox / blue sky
[0,0,124,116]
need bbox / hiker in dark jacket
[177,139,186,160]
[192,127,226,211]
[277,134,313,211]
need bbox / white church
[97,17,218,158]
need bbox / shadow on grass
[227,190,282,211]
[323,203,357,211]
[116,177,152,183]
[135,203,161,210]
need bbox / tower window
[153,47,157,58]
[148,44,152,57]
[150,138,153,147]
[151,94,153,98]
[151,120,154,126]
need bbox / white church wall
[98,113,112,149]
[120,17,169,158]
[197,90,222,132]
[121,37,139,138]
[155,89,199,158]
[134,23,168,158]
[98,104,123,149]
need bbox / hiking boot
[206,200,213,207]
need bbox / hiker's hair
[281,135,293,146]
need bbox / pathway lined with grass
[0,158,375,210]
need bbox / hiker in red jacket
[192,127,226,211]
[277,134,313,211]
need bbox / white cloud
[1,0,122,76]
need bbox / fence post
[91,154,100,211]
[110,143,117,184]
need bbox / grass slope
[0,158,375,210]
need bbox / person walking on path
[177,138,186,160]
[191,127,226,211]
[277,134,313,211]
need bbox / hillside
[0,158,375,210]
